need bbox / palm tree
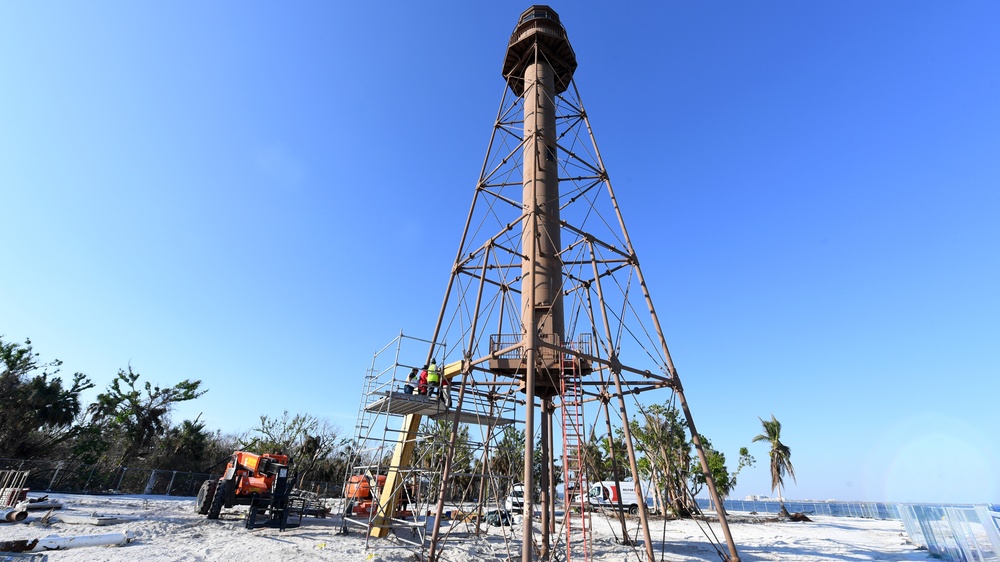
[752,415,796,517]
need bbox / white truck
[573,480,650,514]
[505,483,526,514]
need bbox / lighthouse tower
[367,6,742,562]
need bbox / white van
[505,483,526,514]
[573,480,650,514]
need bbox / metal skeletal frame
[408,34,741,562]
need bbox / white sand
[0,493,931,561]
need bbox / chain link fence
[1,458,346,499]
[700,498,901,519]
[1,458,211,496]
[898,503,1000,561]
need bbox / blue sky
[2,2,997,504]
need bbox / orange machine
[196,451,295,527]
[344,473,412,518]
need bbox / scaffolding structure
[343,332,524,553]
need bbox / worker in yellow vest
[426,359,440,397]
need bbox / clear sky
[2,2,997,504]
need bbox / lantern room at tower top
[502,5,577,96]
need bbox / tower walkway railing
[489,333,593,362]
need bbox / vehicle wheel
[208,480,227,519]
[195,480,218,515]
[628,504,638,515]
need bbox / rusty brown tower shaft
[498,6,578,395]
[503,7,576,560]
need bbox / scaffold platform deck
[365,391,516,426]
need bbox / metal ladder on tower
[561,356,590,562]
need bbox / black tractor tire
[196,480,218,515]
[207,480,227,519]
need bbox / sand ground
[0,493,931,561]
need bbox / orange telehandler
[196,451,298,530]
